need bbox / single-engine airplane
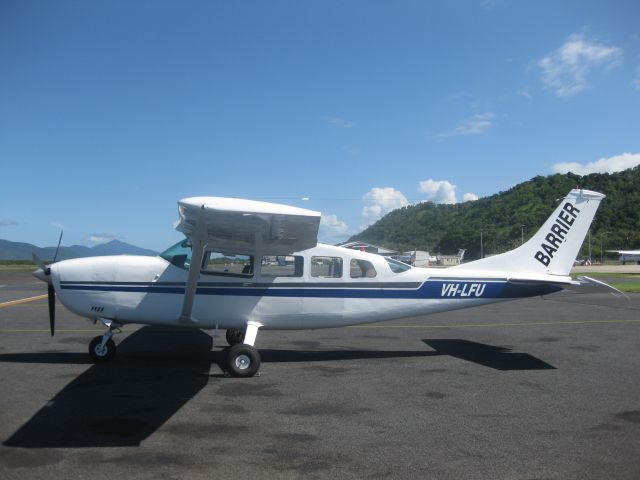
[33,188,617,377]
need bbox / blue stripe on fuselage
[60,279,562,299]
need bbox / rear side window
[261,256,303,277]
[350,259,377,278]
[311,256,343,278]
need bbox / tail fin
[458,189,605,276]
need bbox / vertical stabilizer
[457,189,605,276]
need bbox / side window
[350,259,377,278]
[261,256,303,277]
[311,256,343,278]
[201,251,253,277]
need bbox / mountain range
[0,239,158,261]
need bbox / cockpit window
[385,257,412,273]
[160,240,192,270]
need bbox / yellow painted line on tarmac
[349,319,640,329]
[0,294,48,308]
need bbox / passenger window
[201,251,253,276]
[261,256,303,277]
[350,259,377,278]
[311,256,343,278]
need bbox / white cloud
[362,187,409,227]
[359,181,480,228]
[419,179,458,204]
[537,34,622,97]
[552,152,640,175]
[87,233,119,245]
[324,116,354,129]
[462,193,479,202]
[320,213,349,237]
[436,112,494,138]
[418,179,480,204]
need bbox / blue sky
[1,0,639,252]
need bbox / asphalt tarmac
[1,270,639,479]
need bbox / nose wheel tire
[89,336,117,362]
[226,344,261,378]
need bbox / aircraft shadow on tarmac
[1,330,553,448]
[422,339,556,371]
[3,327,217,449]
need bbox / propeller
[32,231,63,336]
[48,283,55,336]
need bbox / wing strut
[179,207,207,323]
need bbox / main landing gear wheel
[226,344,261,378]
[89,336,116,362]
[225,328,245,346]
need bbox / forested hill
[350,166,640,260]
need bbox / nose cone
[33,268,51,284]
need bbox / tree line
[350,166,640,261]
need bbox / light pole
[480,229,484,259]
[520,225,525,245]
[600,232,609,265]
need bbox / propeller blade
[32,253,47,271]
[52,230,63,263]
[48,284,55,336]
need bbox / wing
[176,196,321,255]
[607,250,640,255]
[174,196,321,323]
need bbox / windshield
[160,239,192,270]
[385,257,412,273]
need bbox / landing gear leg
[89,320,121,362]
[225,321,262,378]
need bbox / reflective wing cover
[176,197,321,255]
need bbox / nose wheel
[88,319,121,362]
[89,335,116,362]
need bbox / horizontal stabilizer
[567,275,625,297]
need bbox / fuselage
[48,243,562,331]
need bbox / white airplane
[33,189,617,378]
[607,249,640,265]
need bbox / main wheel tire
[89,336,116,362]
[226,344,261,378]
[225,328,245,346]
